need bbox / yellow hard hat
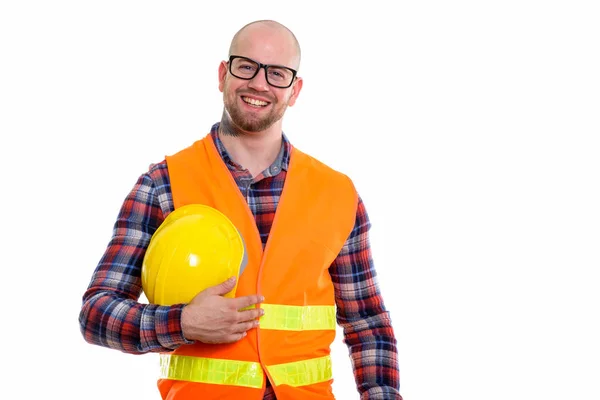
[141,204,247,306]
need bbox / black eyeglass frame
[228,55,298,89]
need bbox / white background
[1,1,599,399]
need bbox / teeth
[243,97,268,106]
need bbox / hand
[180,276,264,344]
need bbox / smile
[242,96,269,107]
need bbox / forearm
[78,164,190,353]
[79,289,189,353]
[340,311,401,400]
[331,196,402,399]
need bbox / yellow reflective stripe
[160,354,332,389]
[159,354,263,389]
[267,355,332,387]
[259,304,336,331]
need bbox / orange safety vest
[159,133,358,400]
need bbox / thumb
[205,276,237,296]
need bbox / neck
[218,112,283,178]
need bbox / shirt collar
[210,122,291,172]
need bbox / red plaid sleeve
[330,197,403,399]
[78,162,192,353]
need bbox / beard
[224,89,289,133]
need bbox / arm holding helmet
[180,277,264,344]
[330,196,403,400]
[79,162,262,353]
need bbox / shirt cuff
[360,387,403,400]
[140,303,194,352]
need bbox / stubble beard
[223,91,288,134]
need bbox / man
[79,20,402,400]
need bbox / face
[218,25,303,133]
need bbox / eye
[268,67,289,81]
[238,63,256,71]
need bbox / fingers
[232,294,264,310]
[204,276,237,296]
[219,332,247,344]
[215,321,259,344]
[232,320,260,334]
[237,307,264,322]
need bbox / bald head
[228,20,301,70]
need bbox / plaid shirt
[79,123,401,400]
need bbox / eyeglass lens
[230,57,294,87]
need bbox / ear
[287,77,303,107]
[218,61,228,92]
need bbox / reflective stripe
[160,354,263,389]
[160,354,332,388]
[259,304,336,331]
[267,355,332,387]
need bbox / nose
[247,66,270,91]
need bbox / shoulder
[146,160,169,182]
[134,160,171,198]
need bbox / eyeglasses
[228,55,298,89]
